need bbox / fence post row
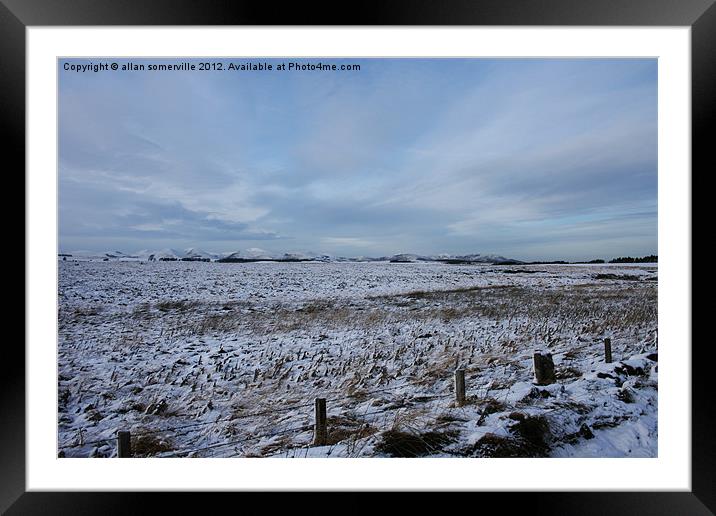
[454,369,466,406]
[313,398,327,446]
[102,342,615,457]
[117,430,132,458]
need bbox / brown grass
[131,433,174,457]
[469,414,552,458]
[374,429,458,457]
[155,299,199,312]
[160,282,656,342]
[325,415,378,446]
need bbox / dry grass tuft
[156,299,198,312]
[374,429,457,457]
[555,366,583,380]
[131,433,174,457]
[469,414,552,458]
[325,415,378,446]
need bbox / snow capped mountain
[61,248,519,264]
[432,253,521,264]
[218,251,242,261]
[243,247,276,260]
[215,248,276,262]
[389,253,419,263]
[281,251,332,261]
[60,250,140,261]
[384,253,520,264]
[149,248,185,261]
[183,248,215,261]
[63,250,104,260]
[105,250,138,258]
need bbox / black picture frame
[6,0,712,512]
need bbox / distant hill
[58,248,659,266]
[60,247,520,265]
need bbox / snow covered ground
[57,261,657,458]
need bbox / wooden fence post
[604,338,612,363]
[454,369,466,406]
[533,352,555,385]
[313,398,327,446]
[117,430,132,458]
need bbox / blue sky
[59,58,657,261]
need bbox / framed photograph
[8,0,711,512]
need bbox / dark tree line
[609,255,658,263]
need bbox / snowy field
[58,261,657,458]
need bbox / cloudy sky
[59,58,657,261]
